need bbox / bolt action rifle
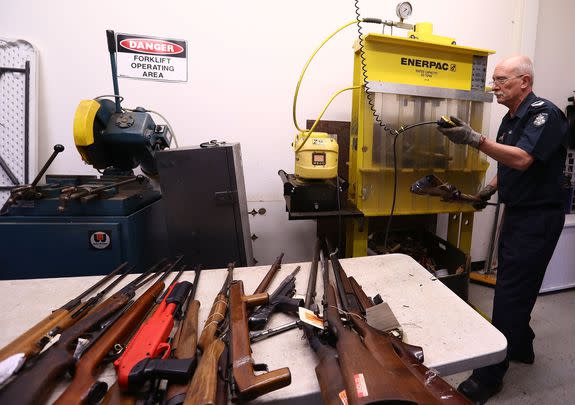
[183,263,233,405]
[228,278,291,401]
[0,261,166,405]
[113,257,198,392]
[51,261,179,405]
[302,239,348,405]
[248,265,304,330]
[0,262,131,379]
[325,243,471,404]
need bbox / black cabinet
[156,143,254,268]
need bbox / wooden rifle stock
[0,263,128,364]
[229,280,291,401]
[184,339,225,405]
[252,252,284,294]
[183,265,232,405]
[329,253,471,404]
[100,382,136,405]
[324,277,417,404]
[195,264,232,353]
[52,280,165,405]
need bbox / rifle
[160,265,202,405]
[252,252,284,295]
[183,263,233,405]
[0,262,164,405]
[0,262,129,370]
[325,245,471,404]
[302,239,348,405]
[248,265,303,330]
[228,279,291,401]
[51,263,177,405]
[113,257,197,391]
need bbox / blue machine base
[0,199,168,279]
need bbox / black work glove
[473,185,496,210]
[437,116,482,148]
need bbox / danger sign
[116,33,188,82]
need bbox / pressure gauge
[396,2,413,20]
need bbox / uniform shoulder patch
[533,112,548,127]
[530,100,545,107]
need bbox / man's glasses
[489,75,525,86]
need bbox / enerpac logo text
[119,39,184,55]
[90,231,112,250]
[401,57,450,71]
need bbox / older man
[438,55,568,403]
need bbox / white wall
[534,0,575,111]
[0,0,542,264]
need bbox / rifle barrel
[253,253,283,294]
[305,239,321,310]
[61,262,129,311]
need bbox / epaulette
[530,100,545,108]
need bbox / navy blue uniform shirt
[496,92,568,208]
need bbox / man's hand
[437,116,482,148]
[473,184,497,210]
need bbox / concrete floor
[444,283,575,404]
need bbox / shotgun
[113,257,197,391]
[326,245,471,405]
[0,263,164,405]
[302,239,348,405]
[183,263,233,405]
[163,265,202,405]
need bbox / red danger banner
[116,33,188,82]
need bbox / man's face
[491,64,525,108]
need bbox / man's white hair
[512,55,535,84]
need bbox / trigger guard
[155,342,171,359]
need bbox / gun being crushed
[410,174,488,205]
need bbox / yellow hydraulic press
[347,20,495,257]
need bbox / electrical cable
[291,13,443,252]
[292,18,383,152]
[294,85,359,152]
[353,4,398,137]
[95,94,124,104]
[353,2,443,252]
[336,174,342,255]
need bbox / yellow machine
[294,132,339,179]
[285,3,494,238]
[346,14,494,256]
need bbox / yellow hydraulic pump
[294,132,338,179]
